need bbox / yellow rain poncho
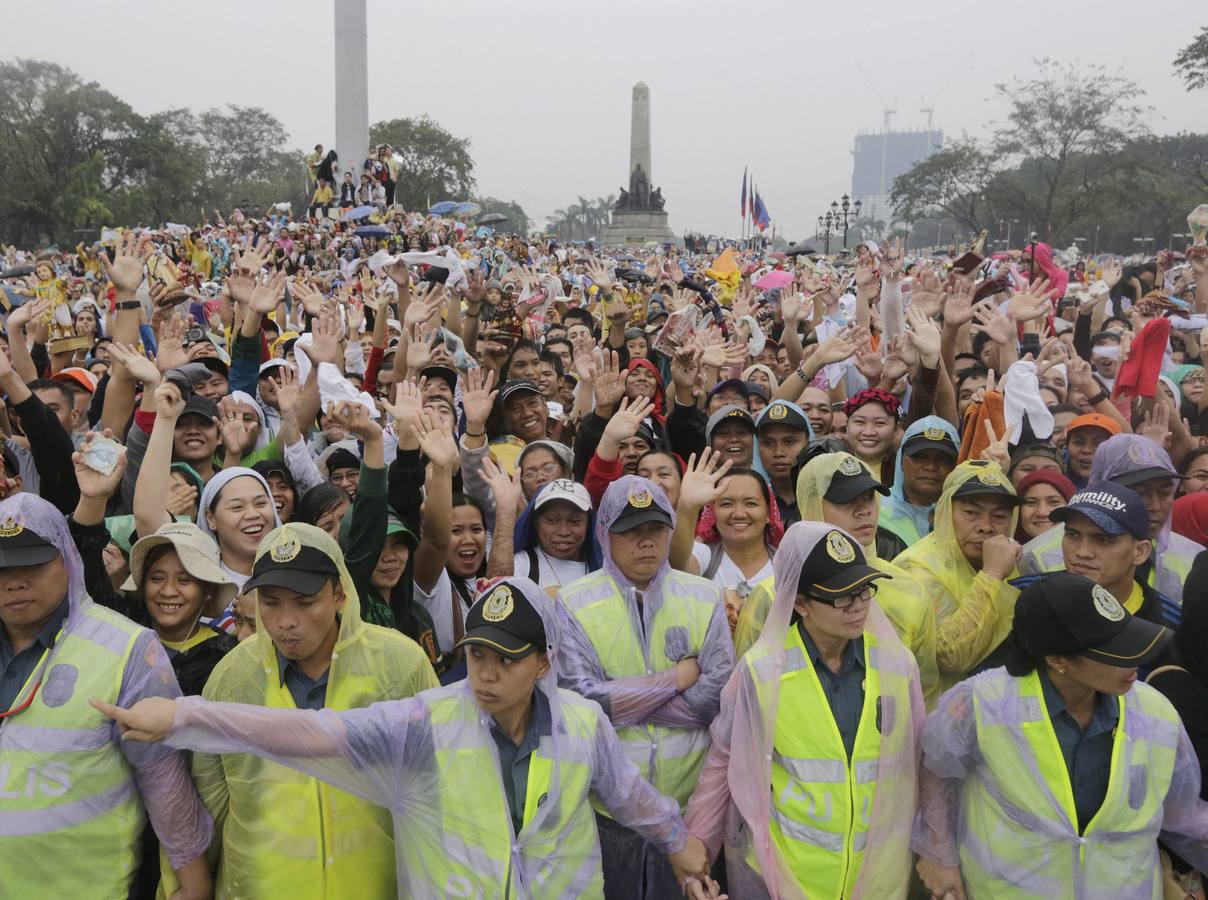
[182,523,437,899]
[893,461,1020,698]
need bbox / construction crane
[855,62,897,133]
[920,54,972,133]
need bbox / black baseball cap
[952,461,1021,505]
[1050,482,1148,539]
[796,529,887,601]
[823,454,890,504]
[457,579,547,659]
[500,380,542,404]
[706,378,750,405]
[244,531,341,597]
[179,393,219,424]
[903,425,958,459]
[420,364,459,393]
[757,400,809,433]
[1013,572,1170,667]
[0,518,60,568]
[609,482,673,533]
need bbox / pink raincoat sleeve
[554,600,682,724]
[1155,722,1208,873]
[912,680,979,867]
[590,708,688,855]
[684,665,741,860]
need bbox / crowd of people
[2,195,1208,900]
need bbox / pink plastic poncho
[685,521,925,899]
[556,474,735,729]
[165,576,688,898]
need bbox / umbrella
[454,201,482,217]
[754,270,794,290]
[355,225,391,239]
[0,265,34,280]
[428,201,459,215]
[342,205,376,221]
[784,243,816,257]
[479,212,509,225]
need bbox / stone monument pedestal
[600,210,676,248]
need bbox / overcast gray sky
[2,0,1201,238]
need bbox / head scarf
[1027,241,1069,299]
[596,475,675,593]
[228,390,271,452]
[882,415,959,542]
[0,493,86,611]
[842,387,899,418]
[795,451,884,559]
[741,363,779,394]
[514,481,604,569]
[1170,364,1205,389]
[1171,493,1208,549]
[624,357,667,425]
[1013,469,1076,543]
[694,470,785,549]
[197,467,281,547]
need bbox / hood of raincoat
[1089,434,1176,549]
[881,416,959,534]
[893,460,1018,595]
[0,493,86,613]
[625,357,666,425]
[796,450,886,559]
[752,399,812,484]
[465,575,562,682]
[229,390,271,452]
[1028,241,1069,299]
[596,475,675,593]
[513,481,603,570]
[197,466,282,547]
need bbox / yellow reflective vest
[961,669,1180,898]
[747,622,915,899]
[0,601,147,897]
[558,569,716,808]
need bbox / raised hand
[379,376,426,427]
[699,339,747,369]
[1007,277,1057,323]
[302,307,343,367]
[155,315,189,372]
[247,269,287,315]
[1099,260,1123,289]
[813,328,859,368]
[413,408,458,469]
[670,346,702,391]
[165,479,199,517]
[462,367,497,431]
[6,296,52,332]
[101,231,151,296]
[290,278,327,318]
[943,275,976,328]
[602,395,656,444]
[153,382,187,421]
[1034,336,1068,378]
[403,291,442,329]
[678,449,734,511]
[72,430,128,501]
[971,302,1014,345]
[404,324,432,373]
[108,342,162,387]
[1137,402,1172,450]
[980,420,1011,471]
[780,289,804,324]
[480,455,523,514]
[903,304,942,368]
[592,350,628,409]
[216,396,260,458]
[853,343,883,384]
[324,399,382,441]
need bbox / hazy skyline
[2,0,1203,239]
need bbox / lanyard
[0,629,61,721]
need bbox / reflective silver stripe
[773,752,847,784]
[977,694,1042,727]
[852,830,868,852]
[853,760,879,784]
[70,612,138,658]
[782,646,806,673]
[658,727,709,760]
[866,643,879,667]
[770,805,845,852]
[0,724,111,753]
[0,780,137,835]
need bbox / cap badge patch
[768,403,787,420]
[977,470,1000,485]
[923,426,947,441]
[838,456,862,476]
[0,516,23,538]
[825,530,856,563]
[270,536,301,563]
[629,489,653,509]
[1126,442,1151,465]
[1092,584,1125,622]
[482,585,514,622]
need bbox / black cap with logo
[243,530,341,597]
[1013,572,1170,667]
[0,516,60,568]
[903,425,959,459]
[757,400,810,434]
[823,454,890,504]
[458,579,547,659]
[609,482,673,533]
[796,529,888,601]
[952,460,1021,505]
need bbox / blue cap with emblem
[457,578,547,659]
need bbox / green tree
[474,196,529,236]
[196,105,302,214]
[1175,26,1208,91]
[890,138,999,234]
[369,116,475,210]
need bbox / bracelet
[464,429,485,438]
[795,365,810,382]
[1086,389,1109,405]
[465,311,479,319]
[116,300,141,310]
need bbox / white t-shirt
[692,541,773,592]
[416,569,476,651]
[512,549,588,593]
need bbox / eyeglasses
[817,586,877,610]
[521,462,564,483]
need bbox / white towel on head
[317,362,379,420]
[1002,360,1054,442]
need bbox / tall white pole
[334,0,369,182]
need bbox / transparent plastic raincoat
[914,665,1208,899]
[165,574,688,899]
[1019,435,1199,603]
[893,461,1020,696]
[686,521,925,899]
[878,416,959,548]
[184,523,438,899]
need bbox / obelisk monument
[602,82,675,247]
[334,0,369,180]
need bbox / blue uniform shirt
[798,622,867,759]
[0,598,69,711]
[1038,668,1118,832]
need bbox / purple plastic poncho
[0,493,211,873]
[555,474,735,730]
[684,521,925,899]
[165,575,688,898]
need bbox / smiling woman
[197,468,281,591]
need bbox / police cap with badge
[457,579,547,659]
